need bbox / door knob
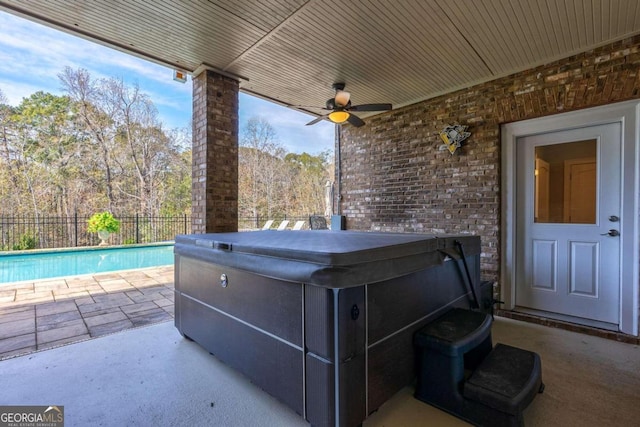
[608,215,619,222]
[600,229,620,237]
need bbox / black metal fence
[1,214,326,250]
[0,213,190,250]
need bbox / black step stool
[414,308,543,427]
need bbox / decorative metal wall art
[439,124,470,155]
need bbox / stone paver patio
[0,266,174,360]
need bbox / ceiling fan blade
[334,90,351,107]
[349,103,392,112]
[295,105,332,110]
[306,115,326,126]
[346,113,365,127]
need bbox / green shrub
[12,233,37,250]
[87,212,121,233]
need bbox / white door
[515,123,621,325]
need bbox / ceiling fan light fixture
[334,90,351,107]
[328,110,350,123]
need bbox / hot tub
[174,230,480,427]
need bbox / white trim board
[501,99,640,336]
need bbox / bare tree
[0,90,19,195]
[285,151,333,215]
[0,69,192,233]
[105,77,172,216]
[239,117,289,218]
[59,68,188,218]
[59,67,117,211]
[238,116,335,221]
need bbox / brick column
[191,70,239,233]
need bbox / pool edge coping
[0,264,175,289]
[0,241,174,257]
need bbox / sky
[0,11,334,155]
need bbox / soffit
[1,0,640,118]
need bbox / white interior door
[515,123,621,325]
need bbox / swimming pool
[0,244,174,284]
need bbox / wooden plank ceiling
[2,0,640,119]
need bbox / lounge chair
[262,220,274,230]
[293,220,305,230]
[277,220,289,231]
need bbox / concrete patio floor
[0,266,174,360]
[1,268,639,426]
[1,313,639,426]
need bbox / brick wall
[192,70,239,233]
[339,36,640,280]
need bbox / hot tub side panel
[367,253,481,413]
[174,255,304,416]
[301,253,480,425]
[304,285,367,427]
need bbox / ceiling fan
[304,83,392,127]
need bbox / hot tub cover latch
[351,304,360,320]
[213,241,232,251]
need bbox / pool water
[0,244,174,284]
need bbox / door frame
[501,99,639,336]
